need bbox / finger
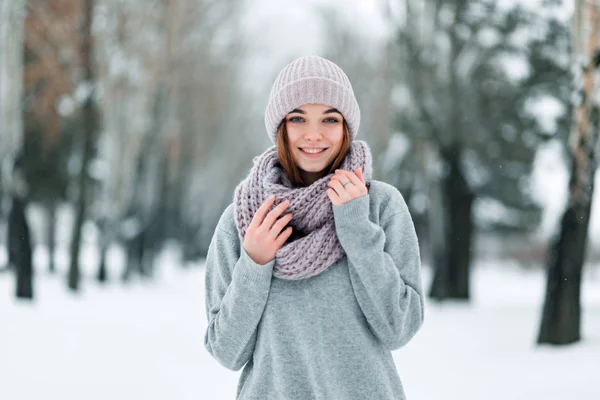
[329,176,343,186]
[355,167,366,184]
[330,172,353,186]
[331,171,367,199]
[330,172,349,182]
[327,179,342,194]
[270,212,293,238]
[262,199,290,230]
[327,188,341,205]
[332,169,354,182]
[335,169,362,187]
[328,179,350,199]
[249,195,276,230]
[274,226,293,248]
[331,173,357,193]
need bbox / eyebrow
[289,108,342,115]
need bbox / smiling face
[284,104,345,184]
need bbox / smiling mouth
[299,148,328,154]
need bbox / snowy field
[1,245,599,400]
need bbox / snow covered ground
[1,246,599,400]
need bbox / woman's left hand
[327,167,368,206]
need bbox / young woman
[204,55,424,399]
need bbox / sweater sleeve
[203,223,274,371]
[332,193,424,351]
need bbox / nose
[303,130,323,141]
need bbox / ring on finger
[342,179,351,187]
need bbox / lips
[299,148,327,153]
[297,147,328,160]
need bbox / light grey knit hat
[264,55,361,144]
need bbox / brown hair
[276,119,351,187]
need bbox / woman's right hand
[243,195,293,265]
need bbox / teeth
[301,148,325,154]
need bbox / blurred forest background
[1,0,599,352]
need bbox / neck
[299,170,324,186]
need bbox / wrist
[242,245,273,266]
[333,194,370,226]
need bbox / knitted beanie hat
[264,55,361,144]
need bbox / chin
[299,163,325,171]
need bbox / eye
[324,117,339,123]
[288,116,304,123]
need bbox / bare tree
[0,0,25,173]
[22,0,81,275]
[0,0,26,209]
[68,0,99,291]
[0,0,33,298]
[9,156,34,299]
[95,0,249,273]
[538,0,599,345]
[387,0,568,300]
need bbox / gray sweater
[204,180,424,399]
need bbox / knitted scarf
[233,140,372,280]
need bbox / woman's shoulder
[367,180,410,221]
[215,203,239,239]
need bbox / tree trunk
[1,0,27,282]
[97,241,108,283]
[0,0,25,162]
[537,0,598,345]
[68,0,97,291]
[136,229,148,278]
[96,220,108,283]
[429,147,474,300]
[141,212,161,277]
[537,201,588,344]
[46,200,57,274]
[122,232,143,282]
[121,241,134,282]
[9,196,34,300]
[68,199,84,290]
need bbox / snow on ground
[1,246,599,400]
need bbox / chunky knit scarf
[233,140,372,280]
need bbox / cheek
[333,137,343,149]
[285,128,302,147]
[329,129,344,150]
